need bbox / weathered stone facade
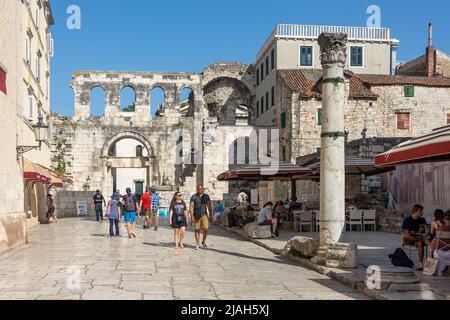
[51,63,257,203]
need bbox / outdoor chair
[434,231,450,275]
[314,210,320,232]
[362,210,376,231]
[347,210,363,232]
[293,211,302,232]
[299,211,314,232]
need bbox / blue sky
[50,0,450,116]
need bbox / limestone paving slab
[0,219,369,300]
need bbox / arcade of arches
[51,62,268,204]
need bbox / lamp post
[83,176,91,191]
[17,115,49,158]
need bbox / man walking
[149,187,161,231]
[140,187,152,229]
[120,187,140,238]
[190,184,212,250]
[93,190,106,222]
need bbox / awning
[295,155,395,179]
[23,159,67,188]
[374,125,450,167]
[23,159,51,184]
[217,162,315,181]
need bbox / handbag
[423,257,439,276]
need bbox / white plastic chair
[293,211,302,232]
[347,210,363,232]
[362,210,376,231]
[300,211,313,232]
[314,210,320,232]
[435,230,450,275]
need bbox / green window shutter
[404,86,415,97]
[317,108,323,126]
[281,112,286,129]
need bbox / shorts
[124,211,137,223]
[259,219,273,226]
[149,211,158,217]
[194,215,209,230]
[142,208,151,217]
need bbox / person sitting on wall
[213,200,225,224]
[402,204,427,269]
[258,202,277,238]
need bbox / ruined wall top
[202,62,255,91]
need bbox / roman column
[318,32,347,248]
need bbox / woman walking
[106,193,121,238]
[46,194,58,223]
[169,192,188,249]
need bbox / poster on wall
[76,201,88,216]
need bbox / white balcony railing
[257,24,391,60]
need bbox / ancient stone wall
[52,63,256,203]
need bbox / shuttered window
[404,86,415,97]
[317,108,323,126]
[397,113,411,130]
[281,112,286,129]
[0,67,6,94]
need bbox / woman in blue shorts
[169,192,188,249]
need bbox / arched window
[150,87,165,117]
[136,145,143,157]
[90,86,105,117]
[179,87,194,116]
[120,86,136,112]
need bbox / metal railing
[257,24,391,61]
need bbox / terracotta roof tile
[278,69,377,99]
[359,74,450,87]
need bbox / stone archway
[101,131,155,197]
[101,131,154,158]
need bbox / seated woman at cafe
[429,209,446,257]
[402,204,427,268]
[433,210,450,276]
[258,202,277,238]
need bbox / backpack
[388,248,414,268]
[124,195,135,212]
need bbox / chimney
[426,23,436,77]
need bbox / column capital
[318,32,348,66]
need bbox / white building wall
[115,139,148,194]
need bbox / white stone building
[0,0,56,253]
[254,24,400,126]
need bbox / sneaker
[131,232,137,238]
[128,235,132,239]
[202,242,208,249]
[195,245,200,250]
[154,227,158,231]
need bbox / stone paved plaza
[0,218,370,300]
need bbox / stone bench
[244,222,272,239]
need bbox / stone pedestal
[325,243,358,269]
[288,236,320,258]
[244,222,271,239]
[364,266,429,291]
